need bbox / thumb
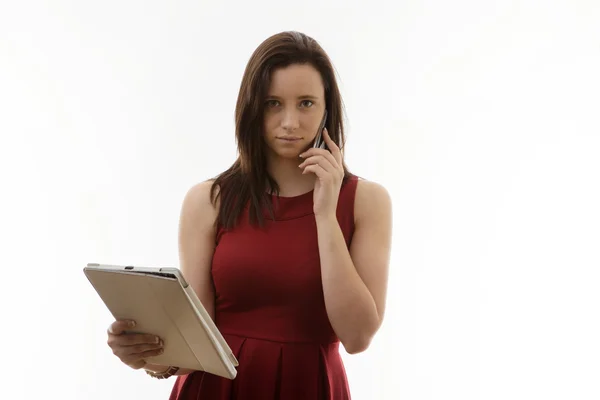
[108,319,135,335]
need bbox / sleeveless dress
[169,175,359,400]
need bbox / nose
[281,109,300,132]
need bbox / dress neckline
[258,175,357,221]
[265,189,314,221]
[269,189,314,200]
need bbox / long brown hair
[211,31,351,230]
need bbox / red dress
[169,175,359,400]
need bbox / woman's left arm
[315,180,392,354]
[299,127,392,354]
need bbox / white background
[1,1,599,399]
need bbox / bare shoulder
[354,178,392,223]
[178,179,220,321]
[185,179,219,203]
[180,179,219,225]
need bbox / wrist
[144,365,180,379]
[143,363,171,374]
[315,213,338,226]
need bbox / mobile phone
[312,109,328,150]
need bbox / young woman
[106,30,393,399]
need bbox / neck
[266,155,316,197]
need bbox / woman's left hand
[299,127,344,219]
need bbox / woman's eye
[265,99,313,108]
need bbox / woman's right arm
[144,180,219,375]
[178,180,219,322]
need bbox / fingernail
[129,321,136,327]
[155,337,160,343]
[159,339,164,346]
[158,348,164,354]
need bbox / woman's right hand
[106,320,164,370]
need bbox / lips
[277,137,301,141]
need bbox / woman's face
[262,63,326,160]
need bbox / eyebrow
[266,95,320,100]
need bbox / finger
[300,152,344,181]
[321,128,343,165]
[299,155,337,174]
[110,333,162,347]
[122,347,164,366]
[300,147,328,158]
[122,342,164,357]
[139,347,165,359]
[108,319,136,336]
[125,359,147,370]
[114,341,163,358]
[300,148,339,169]
[302,164,329,180]
[107,331,160,349]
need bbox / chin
[275,149,302,160]
[268,140,308,160]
